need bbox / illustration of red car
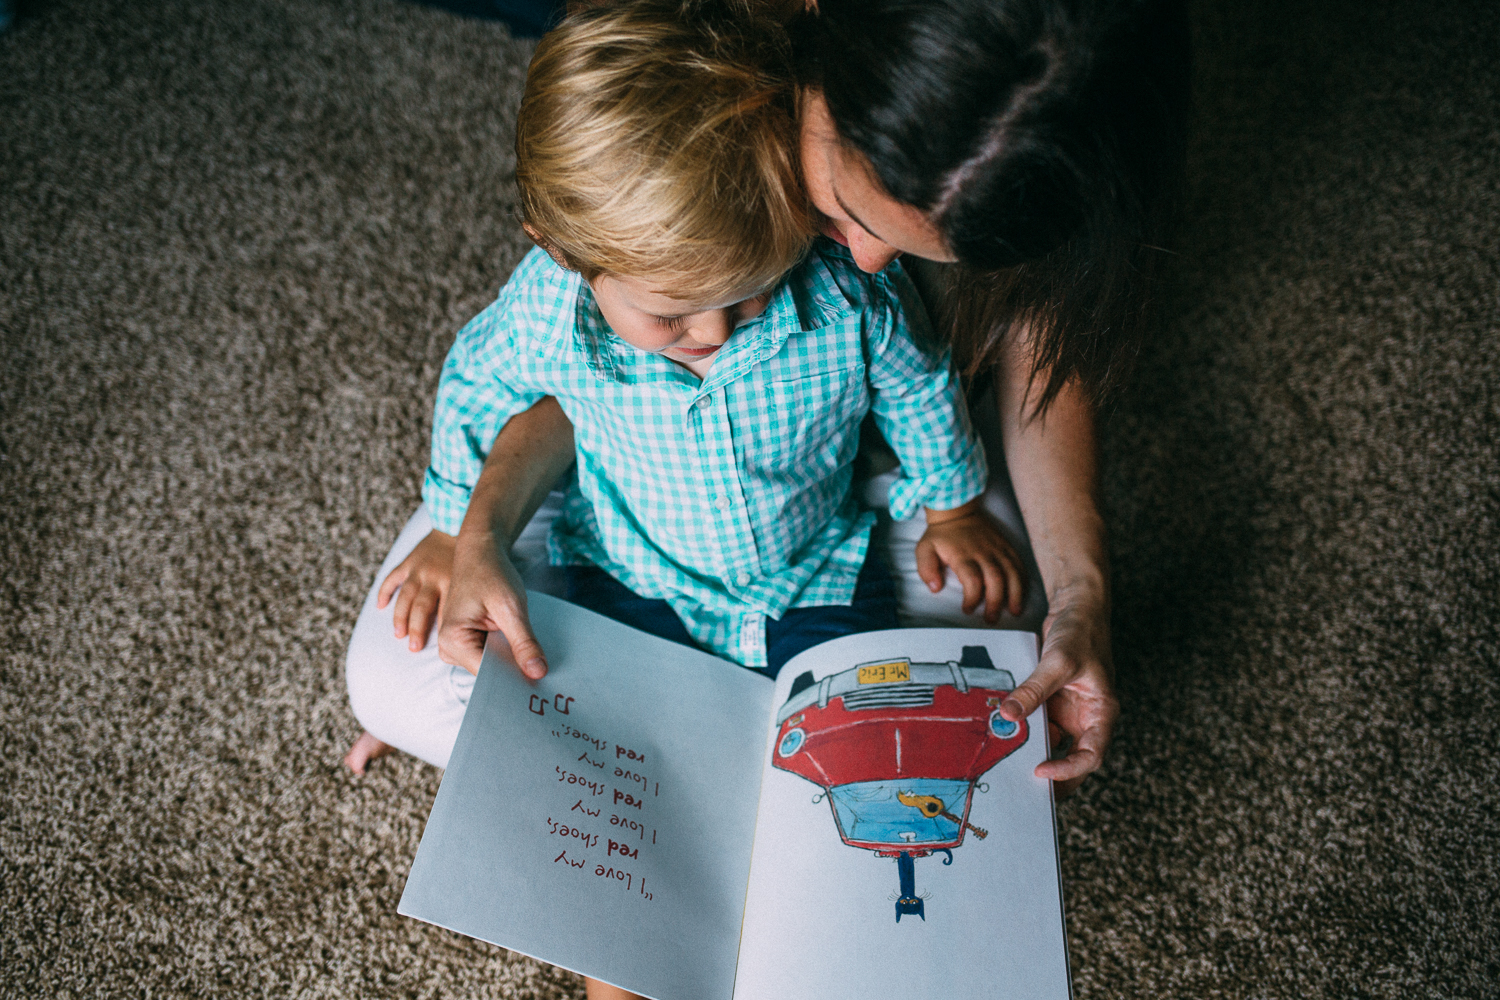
[771,645,1030,921]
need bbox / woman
[369,0,1189,807]
[786,0,1191,794]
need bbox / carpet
[1,0,1495,996]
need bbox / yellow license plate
[857,660,911,685]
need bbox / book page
[399,593,774,1000]
[733,628,1071,1000]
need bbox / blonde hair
[516,0,812,301]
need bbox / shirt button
[713,496,732,511]
[735,572,752,586]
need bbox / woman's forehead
[799,91,956,263]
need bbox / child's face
[590,274,773,374]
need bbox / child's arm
[915,496,1026,622]
[861,264,1025,618]
[377,529,456,652]
[420,257,569,676]
[380,299,534,659]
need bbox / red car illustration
[772,645,1030,921]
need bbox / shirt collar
[565,239,855,392]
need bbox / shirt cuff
[885,440,989,521]
[421,470,472,537]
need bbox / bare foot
[344,731,395,776]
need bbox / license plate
[857,660,911,685]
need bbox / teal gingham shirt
[424,239,987,667]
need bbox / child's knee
[345,620,422,739]
[344,614,469,767]
[345,647,401,741]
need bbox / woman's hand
[996,334,1118,797]
[434,395,576,680]
[377,529,457,652]
[438,526,548,679]
[998,583,1117,798]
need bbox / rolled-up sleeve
[422,303,547,536]
[864,267,988,521]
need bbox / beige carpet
[1,0,1496,996]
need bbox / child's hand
[915,498,1025,622]
[377,529,457,652]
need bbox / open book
[399,593,1071,1000]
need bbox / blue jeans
[563,551,898,679]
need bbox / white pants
[345,504,472,768]
[345,410,1045,769]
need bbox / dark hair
[794,0,1190,409]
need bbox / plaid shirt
[424,240,986,666]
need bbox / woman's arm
[437,396,576,679]
[996,337,1120,797]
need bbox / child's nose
[688,311,734,345]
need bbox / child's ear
[522,224,576,272]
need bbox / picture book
[398,592,1071,1000]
